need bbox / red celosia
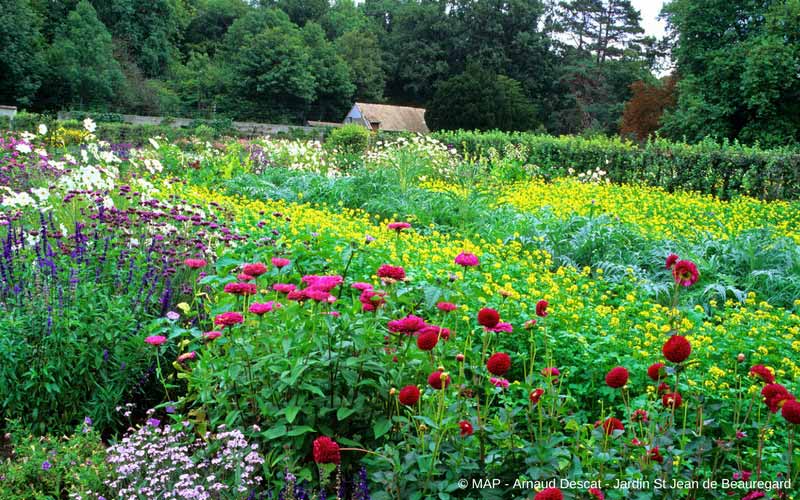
[672,259,699,287]
[243,262,268,277]
[665,253,679,269]
[647,362,666,381]
[416,330,439,351]
[534,487,563,500]
[436,301,457,312]
[605,366,629,388]
[214,311,244,326]
[662,392,683,409]
[271,257,290,268]
[588,488,605,500]
[398,385,420,406]
[749,365,775,384]
[312,436,341,464]
[223,282,258,295]
[781,400,800,424]
[458,420,473,437]
[454,252,479,267]
[486,352,511,376]
[662,335,691,363]
[596,417,624,435]
[529,388,545,404]
[648,446,664,463]
[184,258,207,269]
[376,264,405,280]
[535,300,549,317]
[477,308,500,328]
[428,370,450,390]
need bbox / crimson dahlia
[662,335,691,363]
[534,487,563,500]
[605,366,629,388]
[477,308,500,328]
[486,352,511,376]
[398,385,420,406]
[312,436,341,464]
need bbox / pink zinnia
[145,335,167,346]
[177,351,197,363]
[486,322,513,333]
[302,275,343,292]
[237,273,254,282]
[351,282,374,291]
[377,264,405,281]
[387,315,427,334]
[203,331,222,340]
[672,259,699,287]
[249,301,280,315]
[272,283,296,294]
[359,289,386,311]
[665,253,679,269]
[184,258,207,269]
[214,311,244,326]
[271,257,290,268]
[387,221,411,232]
[454,252,479,267]
[223,282,257,295]
[490,377,510,389]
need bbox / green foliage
[427,64,537,132]
[335,30,385,102]
[325,124,370,155]
[302,22,356,121]
[0,422,108,500]
[0,0,45,107]
[433,129,800,200]
[41,0,124,110]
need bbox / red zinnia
[596,417,624,435]
[243,262,268,277]
[418,325,450,341]
[377,264,405,280]
[605,366,629,388]
[662,335,691,363]
[416,330,439,351]
[529,388,545,404]
[749,365,775,384]
[387,315,427,334]
[647,362,666,381]
[781,400,800,424]
[428,370,450,390]
[672,259,699,287]
[535,300,549,317]
[486,352,511,376]
[477,308,500,328]
[312,436,341,464]
[534,487,563,500]
[662,392,683,409]
[458,420,473,437]
[398,385,420,406]
[665,253,679,269]
[437,301,457,312]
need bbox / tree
[225,19,316,121]
[182,0,250,56]
[302,22,355,121]
[42,1,124,109]
[426,64,537,131]
[321,0,371,39]
[0,0,45,106]
[620,75,677,141]
[336,30,385,102]
[661,0,800,146]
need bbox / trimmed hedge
[432,130,800,200]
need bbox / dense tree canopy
[1,0,799,144]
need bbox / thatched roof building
[343,102,429,133]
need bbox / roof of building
[354,102,429,133]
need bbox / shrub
[325,123,370,155]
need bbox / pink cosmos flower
[145,335,167,346]
[454,252,479,267]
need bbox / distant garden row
[4,111,800,201]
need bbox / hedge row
[432,130,800,200]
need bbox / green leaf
[263,424,287,440]
[285,405,301,424]
[287,425,315,436]
[373,418,392,438]
[336,406,357,421]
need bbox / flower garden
[1,123,799,500]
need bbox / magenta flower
[144,335,167,346]
[490,377,510,389]
[387,221,411,232]
[454,252,479,267]
[351,282,374,291]
[271,257,291,268]
[214,312,244,327]
[250,301,281,315]
[272,283,296,294]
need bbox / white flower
[83,117,97,133]
[38,124,48,135]
[31,188,50,202]
[148,138,160,150]
[14,143,32,154]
